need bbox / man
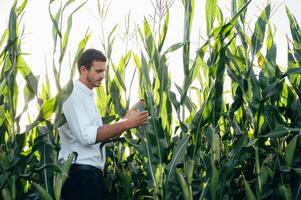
[59,48,148,199]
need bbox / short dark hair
[77,48,107,73]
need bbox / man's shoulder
[63,85,78,104]
[62,80,93,109]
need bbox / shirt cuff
[82,125,98,145]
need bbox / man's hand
[95,99,148,143]
[122,110,148,129]
[128,99,146,112]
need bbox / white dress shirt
[58,80,105,169]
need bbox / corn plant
[2,0,301,199]
[103,0,301,199]
[0,0,90,199]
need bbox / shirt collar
[75,80,94,97]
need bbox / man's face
[81,61,106,89]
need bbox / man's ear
[79,66,86,74]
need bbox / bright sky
[0,0,300,75]
[0,0,300,130]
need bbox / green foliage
[1,0,301,199]
[0,0,88,199]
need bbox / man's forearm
[96,120,128,143]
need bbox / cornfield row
[1,0,301,199]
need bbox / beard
[87,74,101,87]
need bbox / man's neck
[78,78,93,90]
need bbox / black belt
[70,164,104,176]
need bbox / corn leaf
[243,176,257,200]
[251,4,271,57]
[71,32,90,78]
[166,136,189,183]
[59,1,86,64]
[158,7,169,52]
[32,182,54,200]
[284,135,298,168]
[206,0,217,36]
[261,127,301,138]
[54,152,77,200]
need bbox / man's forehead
[92,60,107,70]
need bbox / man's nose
[100,72,104,79]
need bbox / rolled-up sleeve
[62,97,97,146]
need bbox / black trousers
[62,164,106,200]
